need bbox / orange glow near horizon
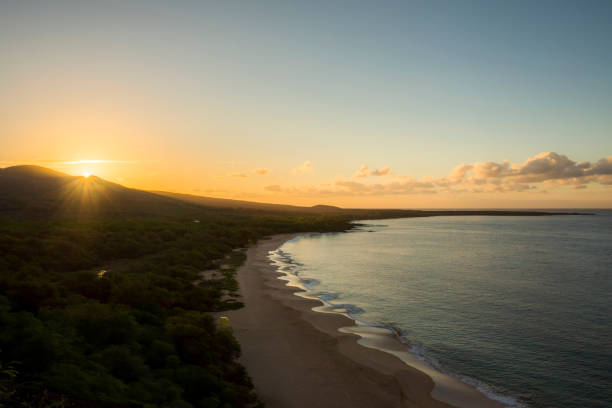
[1,156,607,210]
[1,2,611,210]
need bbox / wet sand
[224,234,504,408]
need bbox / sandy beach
[224,234,505,408]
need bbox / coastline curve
[271,233,513,408]
[224,233,506,408]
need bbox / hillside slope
[0,166,200,218]
[153,191,342,213]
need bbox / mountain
[154,191,342,213]
[0,166,345,219]
[0,165,581,220]
[0,165,200,218]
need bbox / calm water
[275,213,612,408]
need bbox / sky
[1,0,611,208]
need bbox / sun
[83,172,91,178]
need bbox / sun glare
[83,172,91,178]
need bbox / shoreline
[224,233,505,408]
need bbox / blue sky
[1,0,611,207]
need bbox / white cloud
[292,160,313,174]
[355,164,391,177]
[252,168,270,175]
[264,152,612,196]
[371,166,391,176]
[355,165,369,178]
[448,152,612,190]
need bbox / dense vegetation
[0,211,364,408]
[0,166,574,407]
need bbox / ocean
[270,212,612,408]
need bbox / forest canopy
[0,166,564,407]
[0,210,365,408]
